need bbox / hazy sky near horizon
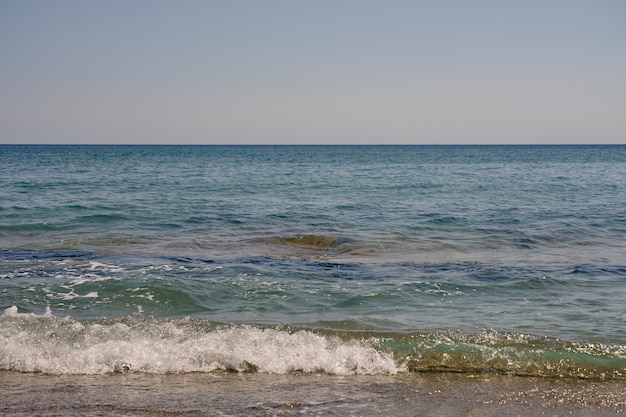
[1,1,625,144]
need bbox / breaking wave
[2,307,625,379]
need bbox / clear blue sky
[1,0,625,144]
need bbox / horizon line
[1,143,624,146]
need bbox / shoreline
[1,371,624,416]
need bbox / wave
[0,306,397,375]
[2,306,625,379]
[394,331,626,380]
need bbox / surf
[2,306,625,379]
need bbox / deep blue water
[1,145,625,377]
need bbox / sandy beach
[1,371,624,416]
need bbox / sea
[1,144,625,416]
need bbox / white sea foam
[88,261,124,272]
[0,306,401,375]
[67,274,117,286]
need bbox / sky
[1,0,625,144]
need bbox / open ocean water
[1,144,625,416]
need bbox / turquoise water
[1,145,625,378]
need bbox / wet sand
[1,371,624,416]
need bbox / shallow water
[1,371,624,416]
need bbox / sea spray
[0,306,400,375]
[3,306,625,379]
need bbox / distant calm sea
[1,145,625,379]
